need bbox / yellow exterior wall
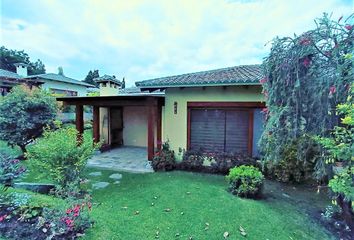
[162,86,264,157]
[123,106,148,147]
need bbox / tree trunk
[337,195,354,233]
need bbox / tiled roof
[0,69,22,79]
[26,73,94,87]
[135,64,263,88]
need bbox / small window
[102,83,107,87]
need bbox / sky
[0,0,353,87]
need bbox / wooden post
[76,104,84,144]
[93,106,100,144]
[147,101,156,161]
[156,103,162,150]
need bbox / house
[0,63,93,96]
[25,68,94,96]
[0,63,44,96]
[57,64,265,160]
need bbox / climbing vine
[260,13,354,179]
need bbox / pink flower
[87,202,92,211]
[329,86,336,95]
[0,215,7,222]
[66,209,72,214]
[259,77,268,84]
[345,25,353,31]
[303,57,311,67]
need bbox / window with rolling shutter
[190,109,250,153]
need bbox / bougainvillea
[260,13,354,179]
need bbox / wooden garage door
[190,109,249,153]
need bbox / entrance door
[110,107,123,146]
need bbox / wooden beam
[93,106,100,144]
[75,105,84,144]
[187,101,266,108]
[147,105,155,160]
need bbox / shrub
[178,149,257,174]
[26,126,98,191]
[152,142,175,171]
[0,85,57,153]
[178,149,205,171]
[226,165,264,198]
[0,152,26,187]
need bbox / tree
[83,69,99,87]
[122,77,126,89]
[0,85,57,153]
[0,46,46,75]
[260,14,353,179]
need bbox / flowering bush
[0,152,26,187]
[226,165,264,199]
[152,141,176,171]
[39,198,93,238]
[261,14,354,181]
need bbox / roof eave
[138,82,261,90]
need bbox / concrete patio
[88,147,153,173]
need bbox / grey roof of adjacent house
[119,86,165,96]
[94,75,122,85]
[25,73,94,87]
[0,69,23,79]
[135,64,264,89]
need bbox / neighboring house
[26,69,94,96]
[0,63,93,97]
[0,64,44,96]
[57,64,265,160]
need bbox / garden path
[88,147,153,173]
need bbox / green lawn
[73,169,332,240]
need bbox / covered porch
[57,95,165,161]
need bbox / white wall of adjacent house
[99,82,120,96]
[15,65,28,77]
[41,80,88,96]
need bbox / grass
[11,155,334,239]
[79,169,331,240]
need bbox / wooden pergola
[57,95,165,160]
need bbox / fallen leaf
[154,196,158,199]
[186,191,191,194]
[134,211,140,215]
[223,232,229,238]
[239,225,247,237]
[180,211,184,215]
[205,222,210,226]
[151,203,155,206]
[121,206,128,210]
[175,233,180,237]
[164,208,172,212]
[239,226,246,232]
[240,231,247,237]
[189,236,193,240]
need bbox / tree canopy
[0,46,46,75]
[0,86,57,153]
[83,70,100,87]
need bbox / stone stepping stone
[89,171,102,176]
[92,182,110,189]
[113,181,120,184]
[109,173,122,180]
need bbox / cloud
[1,0,352,86]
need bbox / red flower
[329,86,336,95]
[299,38,311,46]
[66,208,72,214]
[259,77,267,84]
[303,57,311,67]
[87,202,92,211]
[261,108,269,114]
[345,25,353,31]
